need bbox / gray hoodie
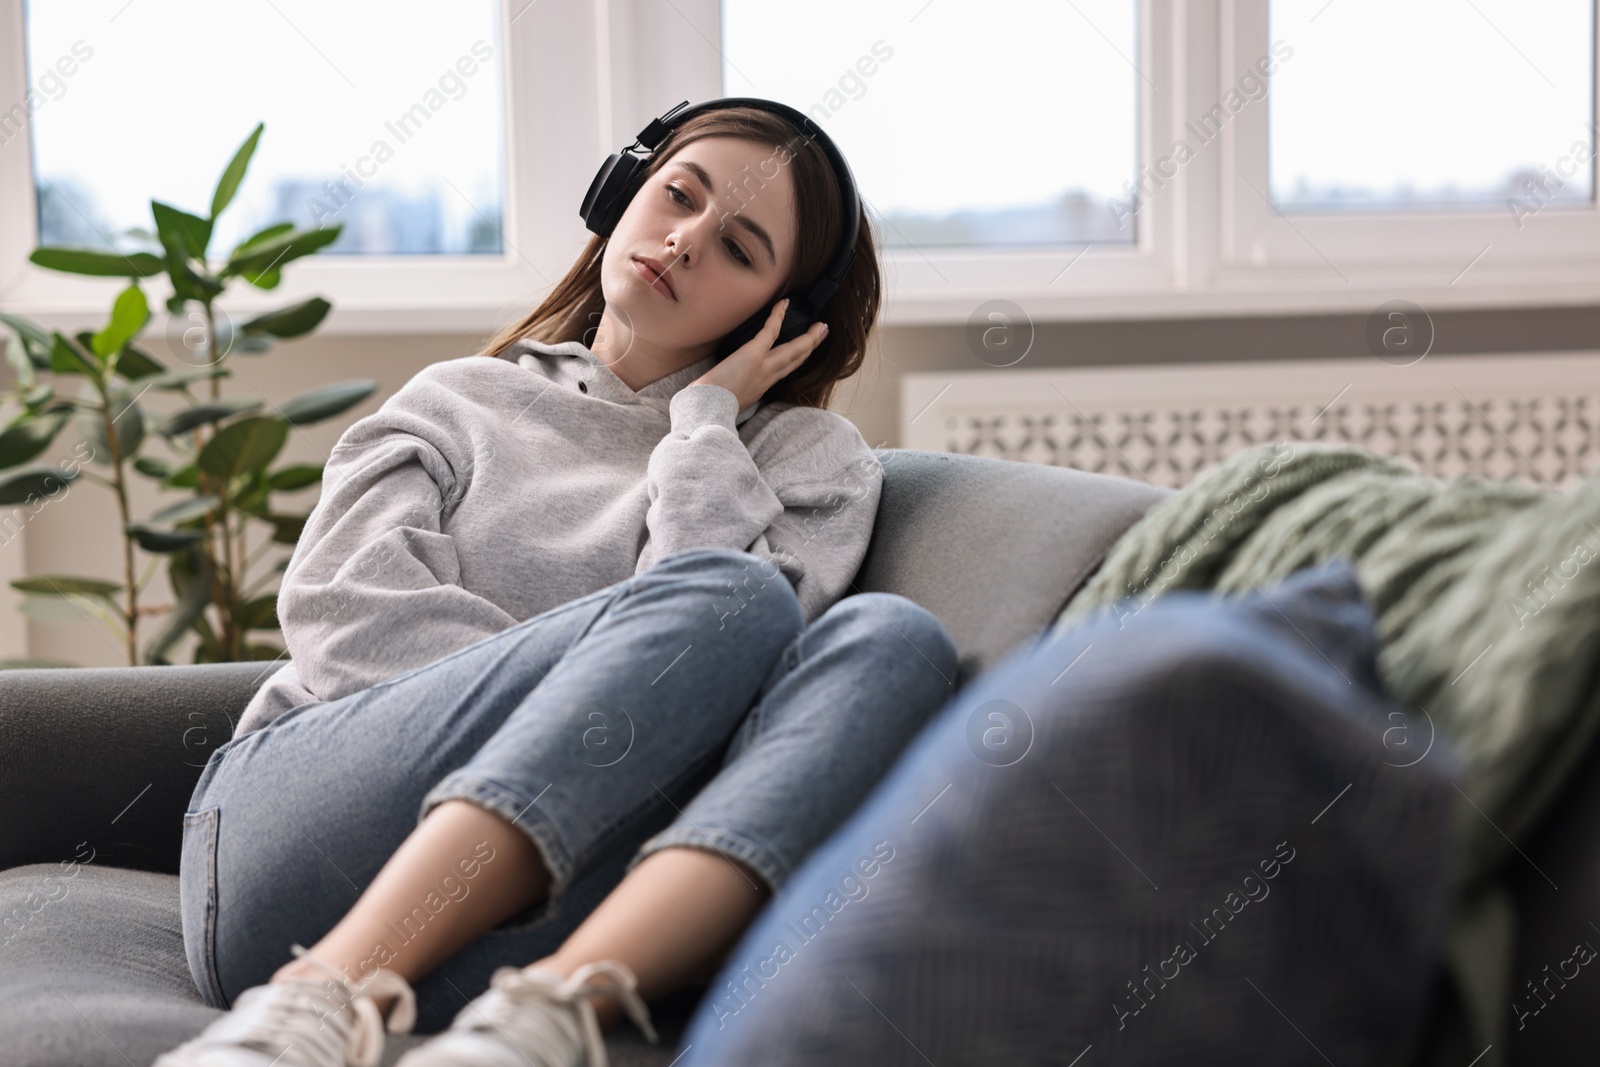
[234,336,884,737]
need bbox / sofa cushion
[855,449,1171,686]
[0,863,692,1066]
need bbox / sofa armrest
[0,661,283,876]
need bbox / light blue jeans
[179,547,958,1034]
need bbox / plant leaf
[75,379,145,463]
[48,333,99,376]
[211,122,264,220]
[164,463,200,489]
[0,464,79,506]
[91,283,150,358]
[0,311,53,378]
[168,552,225,665]
[0,409,71,469]
[148,494,220,525]
[125,522,205,554]
[144,545,216,663]
[277,379,376,425]
[239,297,332,340]
[18,596,91,624]
[115,343,167,380]
[155,397,263,437]
[267,463,323,491]
[198,416,288,483]
[233,594,280,631]
[137,366,233,392]
[29,247,166,278]
[155,226,225,305]
[11,574,122,599]
[2,344,35,390]
[223,226,341,276]
[242,268,282,290]
[133,454,174,479]
[151,200,213,261]
[265,511,308,543]
[230,221,294,259]
[234,469,270,513]
[74,330,103,365]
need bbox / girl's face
[599,135,799,355]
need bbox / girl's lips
[632,257,676,300]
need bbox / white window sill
[9,249,1600,340]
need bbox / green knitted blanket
[1053,442,1600,1062]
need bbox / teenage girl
[156,99,959,1067]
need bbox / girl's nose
[671,206,728,267]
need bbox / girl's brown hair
[477,106,881,410]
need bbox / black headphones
[580,97,861,358]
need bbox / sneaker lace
[259,943,418,1067]
[467,960,659,1067]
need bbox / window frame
[1217,0,1600,308]
[0,0,569,337]
[1,0,1597,338]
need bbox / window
[22,0,504,256]
[3,0,1600,330]
[719,0,1139,247]
[1269,0,1594,212]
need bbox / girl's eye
[667,183,752,268]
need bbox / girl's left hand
[691,298,829,413]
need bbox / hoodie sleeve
[636,383,884,623]
[274,409,518,705]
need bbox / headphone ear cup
[580,153,647,236]
[775,301,815,346]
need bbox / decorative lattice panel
[903,354,1600,490]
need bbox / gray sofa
[1,449,1595,1065]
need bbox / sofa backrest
[855,449,1172,687]
[0,449,1171,875]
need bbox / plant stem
[201,300,238,658]
[235,518,248,613]
[222,509,238,657]
[208,307,222,403]
[96,374,139,665]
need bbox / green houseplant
[0,123,376,668]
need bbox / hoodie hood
[501,337,761,426]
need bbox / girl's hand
[691,298,829,413]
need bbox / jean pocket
[180,806,229,1009]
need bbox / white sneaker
[396,959,658,1067]
[156,943,417,1067]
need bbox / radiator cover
[903,353,1600,489]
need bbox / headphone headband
[580,96,861,354]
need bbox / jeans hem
[418,776,579,902]
[628,826,786,897]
